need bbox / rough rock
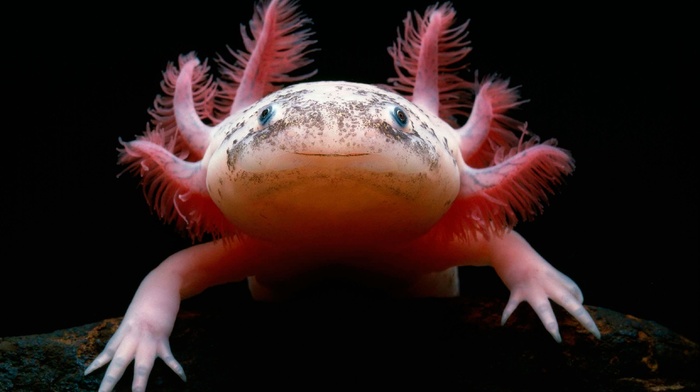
[1,296,697,391]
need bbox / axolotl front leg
[491,233,600,341]
[84,240,258,392]
[439,231,601,342]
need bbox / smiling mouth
[294,152,371,157]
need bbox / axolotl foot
[503,267,601,342]
[84,323,186,392]
[486,232,602,342]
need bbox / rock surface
[1,296,698,391]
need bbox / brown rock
[1,296,697,391]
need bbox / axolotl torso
[85,1,601,390]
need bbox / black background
[4,2,697,343]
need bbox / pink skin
[85,1,601,391]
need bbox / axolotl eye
[258,104,276,126]
[391,106,409,129]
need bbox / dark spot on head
[375,119,412,142]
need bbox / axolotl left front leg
[489,232,600,342]
[84,239,260,392]
[411,230,601,342]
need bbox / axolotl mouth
[293,152,371,157]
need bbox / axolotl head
[205,81,461,243]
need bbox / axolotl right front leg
[84,239,258,392]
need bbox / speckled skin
[206,82,460,245]
[84,1,601,391]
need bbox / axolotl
[85,0,601,390]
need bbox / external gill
[383,2,473,125]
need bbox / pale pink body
[85,1,601,391]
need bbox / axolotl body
[85,1,601,390]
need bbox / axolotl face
[205,81,461,244]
